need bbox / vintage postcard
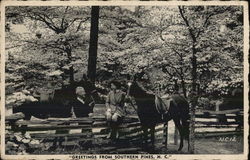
[0,0,249,160]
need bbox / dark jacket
[71,97,93,118]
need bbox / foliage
[6,6,91,84]
[5,5,243,99]
[6,131,47,155]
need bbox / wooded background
[5,6,243,98]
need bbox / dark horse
[13,79,98,120]
[127,79,190,151]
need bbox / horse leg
[149,126,155,146]
[163,122,168,149]
[109,121,116,140]
[181,117,190,151]
[173,118,184,151]
[163,112,172,146]
[142,126,149,144]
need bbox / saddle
[155,95,175,115]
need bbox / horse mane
[135,81,147,92]
[132,81,154,98]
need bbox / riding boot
[112,128,119,140]
[107,127,114,139]
[111,128,116,140]
[112,122,120,140]
[108,121,116,139]
[107,128,113,139]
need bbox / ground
[194,135,243,154]
[30,134,243,154]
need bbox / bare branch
[178,6,196,42]
[61,6,69,29]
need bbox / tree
[6,6,243,102]
[92,6,243,96]
[177,6,243,153]
[87,6,100,83]
[6,6,91,84]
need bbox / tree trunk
[178,6,198,153]
[69,66,74,83]
[179,51,187,98]
[65,42,74,84]
[189,46,197,154]
[174,78,179,93]
[66,49,74,84]
[180,78,187,98]
[87,6,100,83]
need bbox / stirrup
[107,132,112,139]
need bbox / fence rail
[194,108,243,138]
[5,104,243,153]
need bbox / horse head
[126,74,138,97]
[126,74,148,98]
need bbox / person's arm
[86,95,95,111]
[70,102,76,118]
[105,92,111,112]
[88,100,94,117]
[89,100,95,108]
[120,92,126,108]
[114,92,126,117]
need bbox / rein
[126,84,137,112]
[126,97,137,112]
[88,89,97,105]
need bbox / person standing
[105,81,126,140]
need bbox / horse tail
[181,102,190,140]
[181,116,189,140]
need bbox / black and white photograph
[1,1,248,160]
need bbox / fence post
[189,99,196,154]
[174,126,178,145]
[163,122,168,149]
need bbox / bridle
[126,81,132,96]
[126,74,135,96]
[126,81,137,112]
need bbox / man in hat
[105,80,126,140]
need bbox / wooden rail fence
[5,104,243,153]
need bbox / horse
[126,78,190,151]
[13,79,98,120]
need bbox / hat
[110,80,121,89]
